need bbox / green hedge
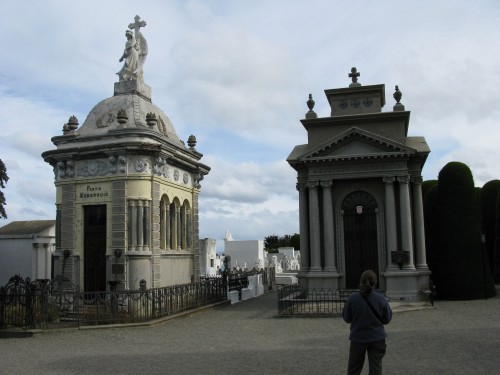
[480,180,500,282]
[433,162,495,299]
[423,183,439,272]
[494,193,500,283]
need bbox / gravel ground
[1,289,499,375]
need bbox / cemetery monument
[42,16,210,291]
[288,68,431,299]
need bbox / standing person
[342,270,392,375]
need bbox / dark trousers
[347,340,386,375]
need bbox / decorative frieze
[78,160,109,177]
[153,157,167,176]
[77,156,127,177]
[96,111,116,128]
[134,157,148,172]
[56,160,75,179]
[310,161,407,175]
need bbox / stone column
[186,209,192,248]
[160,201,167,249]
[170,204,176,250]
[128,200,136,251]
[143,200,150,252]
[412,177,428,269]
[398,176,416,269]
[321,180,337,272]
[181,206,187,250]
[308,181,321,271]
[297,183,310,271]
[136,200,144,250]
[191,193,201,279]
[165,204,170,250]
[177,206,182,250]
[384,177,398,270]
[45,244,52,279]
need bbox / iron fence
[0,275,227,330]
[278,284,354,316]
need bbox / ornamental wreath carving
[134,157,148,172]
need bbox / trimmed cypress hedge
[423,183,438,272]
[494,193,500,283]
[434,162,495,300]
[480,180,500,282]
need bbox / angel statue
[117,15,148,82]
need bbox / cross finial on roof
[348,67,361,87]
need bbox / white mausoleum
[0,221,55,285]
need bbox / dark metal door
[84,205,107,292]
[342,191,379,288]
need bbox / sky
[1,0,500,252]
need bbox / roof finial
[305,93,317,119]
[349,67,361,87]
[187,135,197,150]
[393,85,405,111]
[62,115,79,134]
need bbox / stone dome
[76,80,183,147]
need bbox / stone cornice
[300,110,410,132]
[291,126,416,165]
[43,129,209,174]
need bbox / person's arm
[342,298,352,323]
[381,299,392,324]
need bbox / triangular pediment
[299,127,415,162]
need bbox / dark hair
[359,270,377,294]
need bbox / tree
[493,193,500,283]
[480,180,500,278]
[289,233,300,250]
[434,162,495,300]
[422,179,439,272]
[264,235,280,252]
[423,183,439,272]
[0,158,8,219]
[264,233,301,252]
[421,179,437,198]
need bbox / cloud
[201,156,296,203]
[1,0,500,245]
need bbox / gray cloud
[1,0,500,243]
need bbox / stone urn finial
[393,85,402,103]
[305,94,317,119]
[117,109,128,125]
[63,115,79,134]
[307,94,315,111]
[146,112,157,127]
[187,134,197,149]
[393,85,405,111]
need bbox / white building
[199,238,222,276]
[224,230,265,271]
[0,220,55,285]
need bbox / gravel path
[1,289,499,374]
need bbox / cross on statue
[349,67,360,84]
[128,15,146,39]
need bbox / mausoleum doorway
[84,205,107,291]
[342,191,379,288]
